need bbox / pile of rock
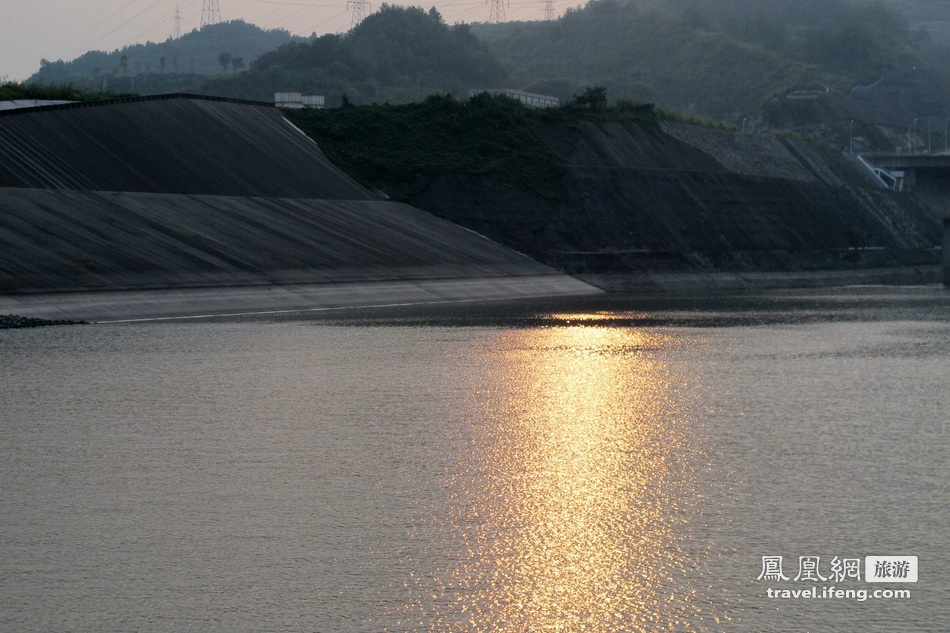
[0,314,87,329]
[659,121,817,182]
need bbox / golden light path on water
[401,314,720,632]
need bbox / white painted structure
[469,89,559,108]
[854,155,905,191]
[274,92,326,109]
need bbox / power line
[301,7,350,35]
[59,0,142,49]
[82,0,166,50]
[255,3,319,29]
[201,0,223,28]
[487,0,508,23]
[347,0,370,29]
[125,8,183,44]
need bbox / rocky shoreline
[0,314,87,329]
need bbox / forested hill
[634,0,950,77]
[18,0,950,120]
[27,20,297,87]
[472,0,929,116]
[202,6,509,105]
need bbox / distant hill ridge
[20,0,950,129]
[29,20,297,85]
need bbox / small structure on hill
[469,88,559,108]
[274,92,325,109]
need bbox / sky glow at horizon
[1,0,573,82]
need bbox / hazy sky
[2,0,564,81]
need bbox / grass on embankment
[287,93,664,202]
[0,81,134,103]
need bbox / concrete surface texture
[0,276,599,323]
[0,97,371,199]
[0,189,566,293]
[0,96,599,320]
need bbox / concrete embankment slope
[0,96,598,320]
[390,119,942,290]
[0,95,371,199]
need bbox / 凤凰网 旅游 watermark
[756,555,916,602]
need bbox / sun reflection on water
[405,317,712,631]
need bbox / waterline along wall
[0,96,599,321]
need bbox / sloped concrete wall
[0,98,601,319]
[0,188,586,294]
[0,98,371,199]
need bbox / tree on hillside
[573,86,608,112]
[347,5,509,91]
[119,55,129,75]
[231,56,244,72]
[160,56,166,74]
[218,51,233,72]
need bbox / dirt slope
[386,120,941,278]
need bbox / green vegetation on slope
[287,92,659,201]
[0,81,133,102]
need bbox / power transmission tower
[174,5,182,39]
[541,0,555,21]
[348,0,370,29]
[488,0,508,23]
[201,0,222,28]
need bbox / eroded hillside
[290,97,942,287]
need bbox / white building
[274,92,326,109]
[469,89,559,108]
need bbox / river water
[1,287,947,632]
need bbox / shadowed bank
[1,94,946,323]
[0,95,598,321]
